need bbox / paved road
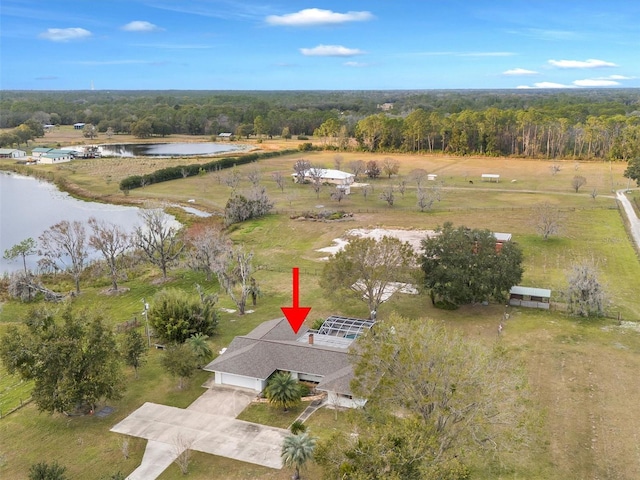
[616,189,640,251]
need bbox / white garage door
[219,372,260,391]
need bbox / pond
[99,142,247,157]
[0,172,152,274]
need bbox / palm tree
[265,372,302,411]
[281,433,316,480]
[187,333,213,367]
[289,420,307,435]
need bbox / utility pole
[142,298,150,348]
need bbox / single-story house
[31,147,54,159]
[427,174,438,181]
[204,315,374,409]
[292,168,355,186]
[39,149,72,164]
[509,286,551,309]
[73,123,85,130]
[218,132,233,140]
[0,148,27,159]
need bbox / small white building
[73,123,85,130]
[509,286,551,309]
[427,174,438,181]
[481,173,500,182]
[0,148,27,159]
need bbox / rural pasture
[1,134,639,479]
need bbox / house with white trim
[292,168,355,186]
[39,149,72,164]
[0,148,27,159]
[31,147,54,159]
[204,316,373,409]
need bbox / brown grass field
[1,129,640,479]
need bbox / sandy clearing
[316,228,437,257]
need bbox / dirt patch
[100,287,131,296]
[316,227,437,256]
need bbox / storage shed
[509,286,551,309]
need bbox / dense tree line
[2,90,639,160]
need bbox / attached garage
[215,372,264,392]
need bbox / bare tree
[534,202,564,240]
[348,160,365,179]
[396,178,407,198]
[331,187,346,203]
[416,184,443,212]
[173,434,194,475]
[366,160,381,179]
[590,188,598,201]
[185,225,230,281]
[362,184,372,201]
[308,165,327,199]
[39,220,88,294]
[272,171,286,192]
[223,168,242,190]
[566,261,607,317]
[333,154,343,170]
[88,217,131,291]
[572,175,587,193]
[135,209,183,279]
[293,159,311,183]
[213,246,255,315]
[379,185,395,206]
[550,164,561,175]
[409,168,428,188]
[381,157,400,178]
[246,164,262,187]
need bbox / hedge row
[119,149,298,191]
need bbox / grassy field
[1,135,639,479]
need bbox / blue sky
[1,0,639,90]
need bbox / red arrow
[281,267,311,334]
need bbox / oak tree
[320,235,416,315]
[421,223,523,307]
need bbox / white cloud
[300,45,364,57]
[573,79,620,87]
[535,82,573,88]
[344,61,368,67]
[266,8,373,26]
[121,21,163,32]
[598,74,632,80]
[460,51,515,57]
[503,68,539,76]
[548,58,617,69]
[39,27,91,42]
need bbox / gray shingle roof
[204,317,363,394]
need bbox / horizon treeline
[1,89,639,160]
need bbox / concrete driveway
[111,385,289,479]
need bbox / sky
[1,0,639,90]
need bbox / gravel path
[616,189,640,251]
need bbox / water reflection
[99,142,246,157]
[0,172,163,274]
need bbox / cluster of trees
[4,212,262,318]
[0,119,45,147]
[2,90,639,160]
[316,315,532,478]
[348,108,640,159]
[321,226,524,313]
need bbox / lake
[0,172,146,274]
[99,142,246,157]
